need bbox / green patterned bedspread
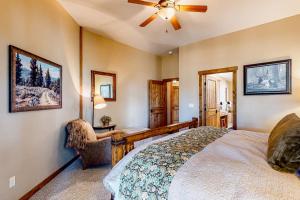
[118,127,228,200]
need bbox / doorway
[198,67,238,129]
[148,78,179,128]
[167,79,179,124]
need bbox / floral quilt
[118,127,228,200]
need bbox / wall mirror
[91,70,116,101]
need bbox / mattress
[104,129,300,200]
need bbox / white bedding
[103,129,300,200]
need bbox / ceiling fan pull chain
[165,20,169,33]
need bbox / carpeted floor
[30,159,111,200]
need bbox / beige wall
[161,51,179,79]
[0,1,80,199]
[82,29,161,129]
[179,15,300,132]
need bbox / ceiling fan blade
[140,13,158,27]
[177,5,208,12]
[170,16,181,30]
[128,0,157,7]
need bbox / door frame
[198,66,238,129]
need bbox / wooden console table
[93,124,116,131]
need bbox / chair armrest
[79,138,112,168]
[84,139,110,151]
[96,130,120,140]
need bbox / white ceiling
[58,0,300,55]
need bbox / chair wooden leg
[81,159,87,170]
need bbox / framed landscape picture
[9,46,62,112]
[244,59,292,95]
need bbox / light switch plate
[9,176,15,188]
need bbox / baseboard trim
[19,155,79,200]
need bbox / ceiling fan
[128,0,208,31]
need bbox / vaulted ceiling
[58,0,300,55]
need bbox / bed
[104,118,300,200]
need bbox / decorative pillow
[268,113,299,146]
[267,113,300,172]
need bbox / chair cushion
[267,113,300,172]
[83,120,97,141]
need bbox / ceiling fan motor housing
[156,0,176,9]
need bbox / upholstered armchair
[66,119,114,169]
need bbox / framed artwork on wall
[244,59,292,95]
[100,84,112,98]
[9,45,62,112]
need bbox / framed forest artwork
[244,59,292,95]
[9,46,62,112]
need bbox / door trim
[198,66,238,129]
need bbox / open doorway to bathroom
[199,67,238,129]
[165,78,179,125]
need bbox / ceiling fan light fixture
[158,7,176,20]
[129,0,207,31]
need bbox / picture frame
[244,59,292,95]
[9,45,62,112]
[100,84,112,98]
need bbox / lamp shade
[94,95,106,109]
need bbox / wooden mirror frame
[91,70,116,102]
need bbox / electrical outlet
[9,176,15,188]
